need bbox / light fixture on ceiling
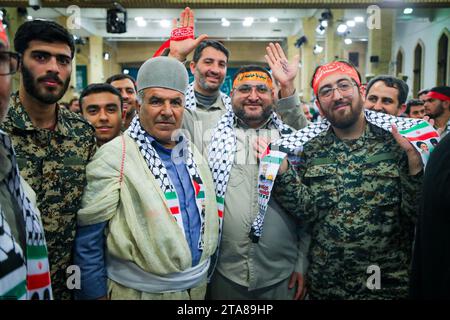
[243,17,254,27]
[346,20,355,27]
[354,16,364,23]
[403,8,413,14]
[103,52,110,60]
[123,69,129,75]
[221,18,230,27]
[295,36,307,48]
[320,20,328,28]
[337,23,348,34]
[134,16,147,27]
[344,38,352,45]
[313,44,323,54]
[106,2,127,34]
[269,17,278,23]
[27,15,33,20]
[316,25,325,35]
[159,19,171,28]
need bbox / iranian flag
[399,121,440,141]
[26,244,52,299]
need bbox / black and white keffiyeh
[251,109,440,242]
[126,116,207,250]
[0,130,52,300]
[207,109,293,243]
[185,82,232,112]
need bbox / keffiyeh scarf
[207,110,293,244]
[185,82,232,112]
[0,130,52,300]
[127,117,207,250]
[251,109,441,242]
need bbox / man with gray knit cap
[73,56,219,300]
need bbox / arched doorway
[396,48,404,77]
[413,42,424,97]
[437,31,449,86]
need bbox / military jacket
[273,123,422,299]
[1,93,96,300]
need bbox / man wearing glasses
[271,60,424,299]
[0,19,52,300]
[207,65,310,300]
[0,20,96,300]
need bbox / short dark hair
[405,99,424,115]
[232,65,272,86]
[192,40,229,63]
[366,75,409,107]
[14,20,75,58]
[416,141,426,148]
[79,83,123,112]
[310,60,362,92]
[69,97,78,105]
[106,74,137,91]
[417,89,429,97]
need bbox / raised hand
[169,7,208,62]
[264,42,299,97]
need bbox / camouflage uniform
[272,122,422,299]
[0,93,96,300]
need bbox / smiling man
[0,20,96,300]
[79,83,123,147]
[74,56,218,300]
[271,60,424,299]
[106,74,139,130]
[364,75,409,116]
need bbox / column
[325,9,344,63]
[300,16,317,102]
[367,9,395,76]
[88,36,104,83]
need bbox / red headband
[0,19,9,46]
[426,91,450,102]
[312,61,360,96]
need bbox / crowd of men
[1,7,449,300]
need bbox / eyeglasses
[0,51,21,76]
[318,81,355,99]
[235,84,271,95]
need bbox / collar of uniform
[9,92,73,137]
[0,131,13,182]
[321,119,379,149]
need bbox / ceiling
[2,4,448,43]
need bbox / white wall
[393,9,450,97]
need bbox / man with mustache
[364,75,409,116]
[106,74,139,130]
[423,86,450,138]
[206,65,310,300]
[164,8,307,153]
[271,60,424,299]
[79,83,124,147]
[74,57,218,300]
[0,18,52,300]
[0,20,96,300]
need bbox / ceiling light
[221,18,230,27]
[403,8,413,14]
[344,38,352,45]
[103,52,110,60]
[337,23,348,33]
[269,17,278,23]
[313,44,323,54]
[320,20,328,28]
[354,16,364,23]
[243,17,254,27]
[159,19,171,28]
[27,15,33,20]
[135,18,147,27]
[123,69,129,75]
[316,25,325,35]
[346,20,355,27]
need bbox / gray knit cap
[136,56,189,94]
